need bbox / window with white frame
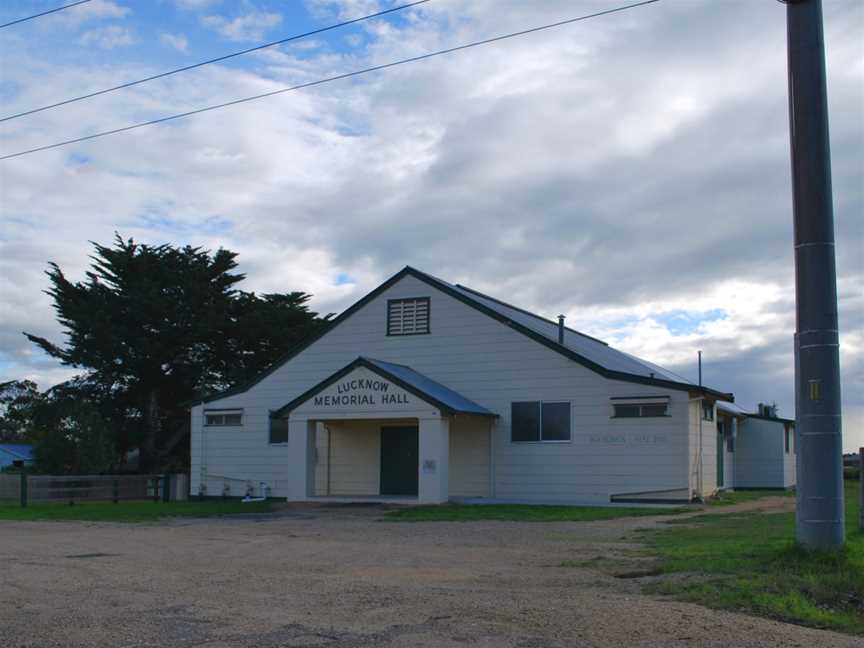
[387,297,430,336]
[702,401,714,421]
[204,409,243,426]
[511,401,571,442]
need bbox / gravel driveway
[0,502,857,648]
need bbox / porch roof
[274,356,497,418]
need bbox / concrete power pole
[784,0,845,549]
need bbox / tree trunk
[141,388,161,473]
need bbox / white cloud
[80,25,135,49]
[50,0,129,26]
[0,0,861,450]
[176,0,220,9]
[160,32,189,53]
[201,9,282,42]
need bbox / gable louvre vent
[387,297,430,336]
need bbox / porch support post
[418,416,449,504]
[286,418,315,501]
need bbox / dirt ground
[0,499,858,648]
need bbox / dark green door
[380,426,419,496]
[716,423,725,488]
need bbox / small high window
[269,414,289,444]
[612,402,669,418]
[387,297,430,336]
[511,401,571,442]
[204,409,243,426]
[702,401,714,421]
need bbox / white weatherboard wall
[322,421,381,496]
[449,416,490,497]
[688,400,718,498]
[191,274,695,504]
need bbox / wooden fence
[1,474,173,506]
[0,473,21,502]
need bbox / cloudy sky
[0,0,861,451]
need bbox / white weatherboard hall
[189,267,793,505]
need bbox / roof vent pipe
[558,315,565,344]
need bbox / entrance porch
[276,357,497,504]
[306,416,494,502]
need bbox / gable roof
[447,281,695,384]
[274,357,496,418]
[190,266,733,406]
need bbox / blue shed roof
[0,443,34,461]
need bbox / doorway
[716,421,725,488]
[380,426,419,496]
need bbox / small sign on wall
[589,433,669,445]
[422,459,437,474]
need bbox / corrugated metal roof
[0,444,34,461]
[717,401,749,417]
[364,358,495,416]
[416,271,699,388]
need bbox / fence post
[113,478,119,504]
[162,474,170,503]
[19,472,27,508]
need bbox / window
[611,402,668,418]
[727,434,735,453]
[269,415,289,444]
[541,402,571,441]
[784,426,791,454]
[387,297,430,336]
[702,401,714,421]
[204,409,243,426]
[511,401,571,442]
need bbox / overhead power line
[0,0,430,123]
[0,0,91,29]
[0,0,660,162]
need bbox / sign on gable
[296,366,420,414]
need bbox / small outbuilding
[0,443,34,470]
[188,267,794,505]
[718,402,796,490]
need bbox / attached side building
[189,267,736,505]
[730,404,797,489]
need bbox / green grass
[0,499,273,522]
[708,488,794,507]
[385,502,686,522]
[639,481,863,635]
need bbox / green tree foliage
[31,399,114,475]
[24,235,330,472]
[0,380,41,442]
[1,379,114,474]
